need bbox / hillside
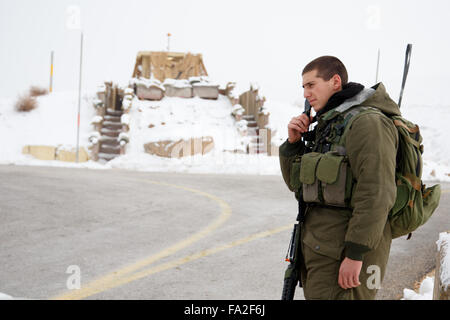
[0,89,300,174]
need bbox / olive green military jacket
[279,83,400,261]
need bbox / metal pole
[167,33,171,52]
[50,51,54,93]
[375,48,380,83]
[76,32,83,163]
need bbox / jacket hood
[362,82,401,116]
[321,82,401,122]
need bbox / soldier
[279,56,400,299]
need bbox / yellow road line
[56,223,292,300]
[109,224,293,287]
[52,187,450,300]
[52,179,232,300]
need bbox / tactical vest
[293,104,379,209]
[289,99,441,239]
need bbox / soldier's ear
[332,74,342,91]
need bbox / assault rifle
[281,99,314,300]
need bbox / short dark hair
[302,56,348,86]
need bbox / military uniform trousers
[298,205,392,300]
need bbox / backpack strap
[321,88,376,122]
[336,106,382,147]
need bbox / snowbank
[402,232,450,300]
[130,77,165,91]
[0,292,14,300]
[0,91,96,165]
[402,276,434,300]
[0,292,28,300]
[436,232,450,291]
[125,94,244,151]
[0,91,449,181]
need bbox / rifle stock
[282,263,299,300]
[281,222,302,300]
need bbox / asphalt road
[0,164,449,300]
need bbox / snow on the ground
[402,232,450,300]
[0,292,28,300]
[106,93,303,174]
[0,90,303,175]
[436,232,450,291]
[0,91,98,166]
[402,276,434,300]
[2,89,448,180]
[0,292,14,300]
[400,103,450,182]
[2,90,448,180]
[121,94,246,157]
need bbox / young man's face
[302,69,342,113]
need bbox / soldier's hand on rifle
[288,114,312,144]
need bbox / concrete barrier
[144,137,214,158]
[22,145,56,160]
[56,147,89,162]
[22,145,89,162]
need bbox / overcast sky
[1,0,450,106]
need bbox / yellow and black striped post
[49,50,54,93]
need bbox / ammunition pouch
[290,151,354,208]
